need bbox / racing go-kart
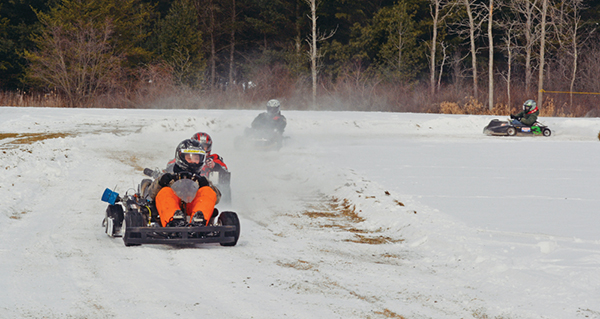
[101,168,240,247]
[483,119,551,137]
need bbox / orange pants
[156,186,217,227]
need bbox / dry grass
[344,234,403,245]
[373,309,407,319]
[108,153,146,172]
[276,259,315,271]
[0,91,65,107]
[302,196,404,245]
[0,132,73,145]
[438,96,579,117]
[393,199,405,206]
[439,98,511,115]
[9,211,28,220]
[0,87,591,117]
[303,196,365,223]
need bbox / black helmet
[523,100,537,112]
[191,132,212,155]
[175,139,206,172]
[266,99,281,114]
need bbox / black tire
[543,128,551,137]
[105,205,124,237]
[218,211,240,246]
[123,211,144,246]
[507,127,517,136]
[105,204,124,227]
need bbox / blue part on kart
[101,188,119,205]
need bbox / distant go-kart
[101,168,240,247]
[483,118,552,137]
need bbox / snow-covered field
[1,106,599,319]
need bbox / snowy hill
[1,107,599,319]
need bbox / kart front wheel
[507,127,517,136]
[123,212,144,247]
[543,128,551,137]
[219,211,240,246]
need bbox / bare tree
[537,0,549,106]
[487,0,494,110]
[438,41,448,90]
[566,0,585,108]
[454,0,486,100]
[500,21,518,109]
[551,0,586,108]
[304,0,335,108]
[228,0,236,89]
[510,0,540,96]
[428,0,454,97]
[26,20,123,107]
[307,0,318,106]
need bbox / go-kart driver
[166,132,229,178]
[510,99,539,126]
[151,139,218,227]
[250,99,287,135]
[191,132,229,177]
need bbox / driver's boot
[190,211,206,226]
[166,210,186,227]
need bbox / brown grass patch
[374,309,407,318]
[276,259,315,271]
[381,253,403,259]
[128,155,145,172]
[394,199,405,206]
[344,234,404,245]
[303,196,365,223]
[322,224,371,233]
[108,153,146,172]
[304,211,338,218]
[302,196,404,244]
[439,98,511,115]
[9,211,28,220]
[0,132,73,145]
[438,96,576,117]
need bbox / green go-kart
[483,119,551,137]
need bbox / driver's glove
[158,173,174,187]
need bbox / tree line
[1,0,599,114]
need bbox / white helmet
[266,99,281,114]
[523,100,537,112]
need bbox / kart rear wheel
[507,127,517,136]
[105,204,124,237]
[123,212,144,247]
[105,204,124,227]
[542,128,551,137]
[219,211,240,246]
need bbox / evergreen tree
[362,0,424,82]
[0,0,51,90]
[155,0,205,88]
